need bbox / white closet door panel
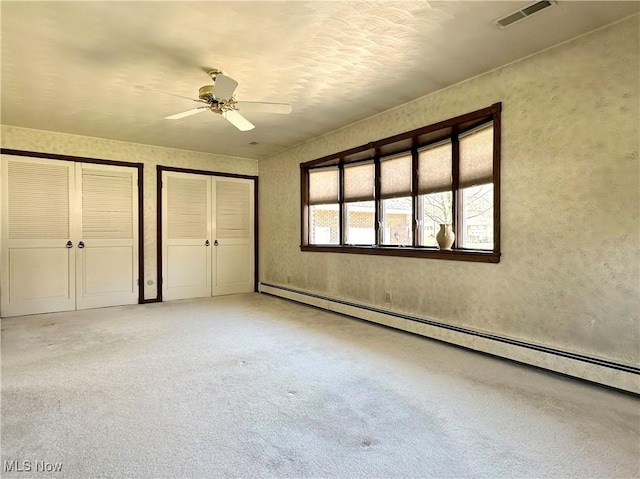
[167,245,208,288]
[216,181,250,239]
[1,156,76,317]
[6,248,74,316]
[7,160,70,239]
[82,169,133,239]
[217,244,251,281]
[76,164,138,310]
[168,176,208,239]
[213,242,253,295]
[9,247,71,295]
[81,246,134,294]
[163,172,211,301]
[212,178,254,296]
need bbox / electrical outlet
[384,291,392,303]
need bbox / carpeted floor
[1,293,639,478]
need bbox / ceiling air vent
[494,0,557,28]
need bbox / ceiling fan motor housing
[199,85,215,102]
[199,85,232,113]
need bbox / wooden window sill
[300,245,501,263]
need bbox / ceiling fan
[140,69,292,131]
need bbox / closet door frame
[0,149,145,311]
[156,165,259,302]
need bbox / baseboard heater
[259,282,639,395]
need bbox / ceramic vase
[436,224,455,250]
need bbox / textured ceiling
[2,1,638,160]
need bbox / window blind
[343,162,374,202]
[418,140,452,195]
[459,125,493,188]
[308,167,339,205]
[380,153,412,199]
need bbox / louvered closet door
[75,163,138,310]
[211,178,254,296]
[163,172,211,300]
[1,156,76,317]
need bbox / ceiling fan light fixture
[148,68,291,131]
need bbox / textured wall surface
[259,17,640,365]
[0,126,258,299]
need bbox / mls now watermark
[4,459,63,473]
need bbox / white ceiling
[2,1,638,160]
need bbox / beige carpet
[1,293,638,478]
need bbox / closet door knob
[66,241,73,248]
[205,240,210,246]
[78,241,85,249]
[214,240,219,246]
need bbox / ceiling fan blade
[135,85,204,103]
[236,101,292,114]
[213,74,238,101]
[165,107,209,120]
[222,110,255,131]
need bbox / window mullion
[338,162,344,246]
[301,167,309,246]
[411,145,419,247]
[452,131,461,248]
[374,153,381,246]
[492,105,501,255]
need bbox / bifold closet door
[161,172,255,301]
[1,156,140,317]
[1,156,76,317]
[211,178,254,296]
[75,163,139,310]
[162,172,212,301]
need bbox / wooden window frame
[300,103,502,263]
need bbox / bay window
[301,103,501,263]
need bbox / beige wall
[259,17,640,365]
[0,125,258,300]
